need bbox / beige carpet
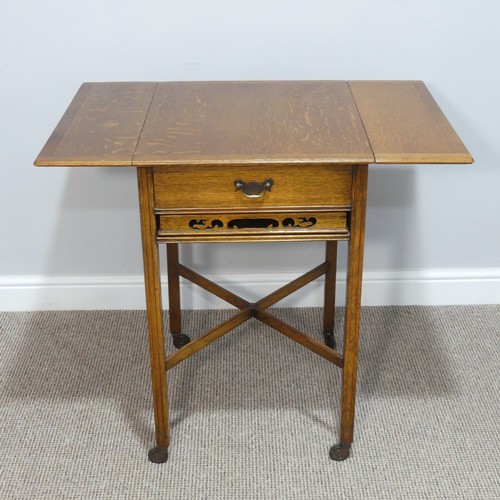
[1,306,499,499]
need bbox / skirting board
[0,269,499,311]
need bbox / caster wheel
[148,446,169,463]
[324,331,336,350]
[172,333,191,348]
[329,443,351,461]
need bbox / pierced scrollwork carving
[187,215,319,231]
[228,218,279,229]
[282,217,317,228]
[189,219,224,230]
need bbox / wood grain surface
[35,80,473,167]
[340,164,369,446]
[348,81,473,164]
[156,211,348,243]
[133,81,374,165]
[136,167,170,449]
[152,164,353,211]
[34,82,157,166]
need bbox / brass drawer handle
[234,178,274,199]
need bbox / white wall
[1,0,499,309]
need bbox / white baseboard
[0,269,499,311]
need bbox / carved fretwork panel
[156,212,349,242]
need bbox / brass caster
[329,443,351,461]
[324,331,336,350]
[148,446,169,463]
[172,333,191,349]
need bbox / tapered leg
[330,165,368,461]
[323,241,338,349]
[137,168,170,463]
[166,244,190,348]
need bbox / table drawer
[157,210,349,242]
[153,165,352,211]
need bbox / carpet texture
[1,306,499,499]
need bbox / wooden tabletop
[35,81,473,167]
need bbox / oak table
[35,81,472,462]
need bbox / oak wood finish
[134,81,374,166]
[167,260,344,371]
[157,211,348,242]
[165,309,254,371]
[35,81,473,168]
[166,244,181,335]
[35,83,157,166]
[152,165,353,211]
[157,229,350,244]
[254,309,344,368]
[348,81,473,164]
[178,264,251,310]
[181,261,327,311]
[34,80,473,463]
[323,241,338,342]
[339,165,369,448]
[137,168,170,451]
[255,263,328,310]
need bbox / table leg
[137,168,170,463]
[330,165,368,461]
[166,244,190,348]
[323,241,338,349]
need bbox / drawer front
[157,210,349,243]
[153,165,352,211]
